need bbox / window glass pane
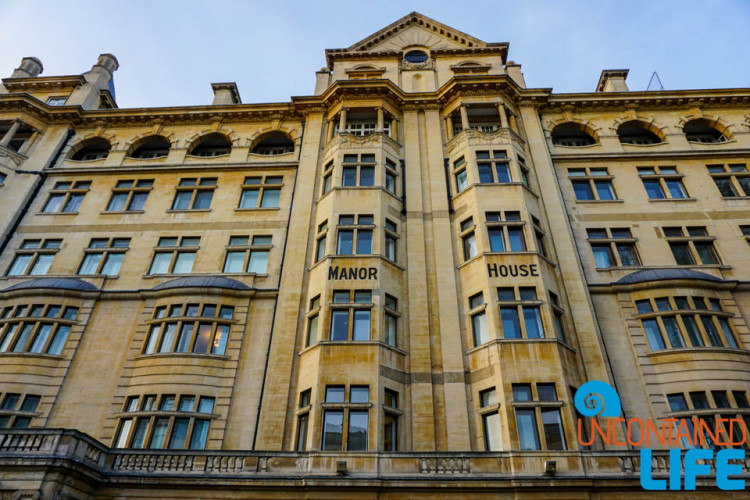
[541,409,566,450]
[223,251,245,273]
[101,253,124,275]
[129,192,149,211]
[472,311,488,346]
[193,190,213,209]
[219,306,234,319]
[662,317,685,348]
[260,189,280,208]
[669,243,694,265]
[172,191,192,210]
[352,310,371,341]
[495,164,511,183]
[29,323,53,353]
[322,411,343,450]
[523,307,544,339]
[357,230,373,254]
[107,193,128,211]
[642,319,666,350]
[717,318,738,348]
[12,324,34,352]
[456,170,468,192]
[198,397,215,414]
[337,230,353,255]
[188,420,210,450]
[342,167,357,186]
[501,307,521,338]
[29,254,54,275]
[149,253,172,274]
[173,252,195,273]
[516,409,540,450]
[144,325,160,354]
[483,412,502,451]
[508,228,526,251]
[212,325,230,355]
[712,391,730,408]
[701,316,723,347]
[360,167,375,186]
[714,178,738,197]
[7,254,32,276]
[477,164,493,183]
[347,411,368,451]
[178,396,195,412]
[594,180,615,200]
[350,386,369,403]
[239,189,259,208]
[149,418,170,449]
[332,291,349,303]
[43,194,64,212]
[175,323,194,352]
[115,419,132,448]
[694,243,719,265]
[666,179,687,198]
[193,323,213,353]
[617,244,639,266]
[643,180,665,199]
[248,251,269,273]
[130,419,149,448]
[667,394,688,411]
[330,310,349,341]
[592,246,613,268]
[168,418,190,449]
[159,324,176,352]
[78,253,102,275]
[682,316,704,347]
[45,305,61,318]
[572,181,593,200]
[690,392,709,410]
[463,233,477,259]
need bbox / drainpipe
[399,158,407,215]
[251,119,305,449]
[443,157,454,213]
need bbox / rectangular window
[78,238,130,276]
[512,383,565,450]
[385,158,399,195]
[171,178,217,210]
[336,215,373,255]
[0,392,41,429]
[329,290,372,341]
[384,219,398,262]
[663,227,721,266]
[638,166,689,200]
[476,150,511,184]
[106,179,153,212]
[42,180,91,213]
[480,388,502,451]
[341,154,376,187]
[384,389,399,451]
[568,168,616,201]
[469,293,488,346]
[497,287,546,340]
[707,164,750,197]
[384,294,398,347]
[0,303,77,356]
[587,228,641,268]
[453,157,468,193]
[142,303,233,356]
[239,176,282,209]
[7,239,61,276]
[223,235,271,274]
[149,237,199,275]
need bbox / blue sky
[1,0,748,108]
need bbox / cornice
[545,89,750,112]
[1,75,86,91]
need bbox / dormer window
[47,97,67,106]
[404,50,428,63]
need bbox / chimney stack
[10,57,43,78]
[596,69,629,92]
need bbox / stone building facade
[0,12,749,499]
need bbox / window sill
[234,207,280,212]
[299,340,407,356]
[321,402,373,410]
[646,347,750,357]
[647,198,697,202]
[575,199,624,204]
[35,211,79,216]
[166,209,212,213]
[511,401,564,408]
[184,154,230,159]
[466,337,576,354]
[478,403,501,416]
[134,353,231,361]
[620,142,666,147]
[0,352,63,359]
[100,210,145,215]
[721,196,750,201]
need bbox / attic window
[404,50,428,63]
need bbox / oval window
[404,50,428,63]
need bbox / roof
[615,268,724,285]
[2,277,99,292]
[151,276,251,291]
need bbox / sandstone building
[0,12,749,499]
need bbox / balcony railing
[2,428,749,481]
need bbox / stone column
[445,115,454,140]
[377,107,384,133]
[0,120,21,147]
[18,130,39,155]
[338,108,347,135]
[326,119,335,142]
[459,105,470,131]
[497,104,509,129]
[390,118,397,140]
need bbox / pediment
[347,12,486,53]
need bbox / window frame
[142,302,235,356]
[222,235,272,275]
[170,178,217,211]
[6,239,62,276]
[328,290,373,342]
[41,180,91,213]
[568,167,617,202]
[148,236,200,275]
[637,166,690,200]
[105,179,154,212]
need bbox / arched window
[129,135,170,159]
[252,133,294,155]
[71,138,110,161]
[551,122,596,146]
[684,119,728,144]
[189,133,231,157]
[617,121,662,145]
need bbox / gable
[347,12,486,53]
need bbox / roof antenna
[647,71,664,91]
